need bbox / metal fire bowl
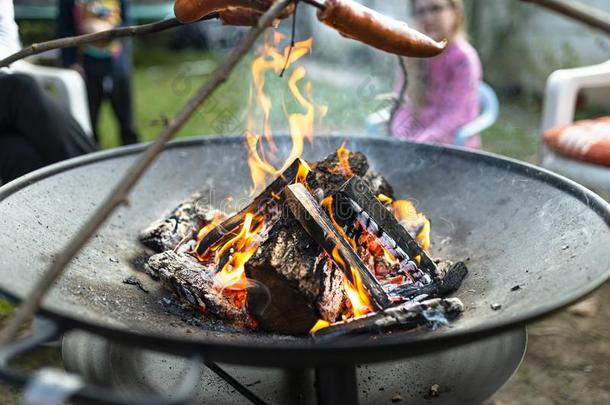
[62,326,527,404]
[0,135,608,367]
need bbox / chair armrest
[540,60,610,134]
[11,61,93,137]
[365,93,399,136]
[454,82,500,146]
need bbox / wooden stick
[521,0,610,35]
[284,183,392,311]
[388,56,407,135]
[0,0,295,345]
[0,15,220,68]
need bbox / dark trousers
[0,74,97,184]
[86,75,139,145]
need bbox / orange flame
[324,197,373,317]
[392,200,431,251]
[193,212,225,254]
[343,267,373,318]
[212,213,264,291]
[377,193,393,205]
[246,36,326,195]
[336,143,354,177]
[310,319,330,333]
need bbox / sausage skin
[318,0,446,57]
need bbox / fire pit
[0,134,609,403]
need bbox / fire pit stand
[0,317,527,404]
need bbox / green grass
[481,100,540,163]
[97,48,249,148]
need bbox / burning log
[244,212,326,334]
[312,297,464,339]
[244,211,348,333]
[337,176,439,280]
[139,192,222,253]
[194,158,307,257]
[284,183,393,310]
[385,261,468,301]
[147,250,249,326]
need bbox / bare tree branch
[0,0,295,345]
[521,0,610,35]
[388,56,408,136]
[0,15,219,68]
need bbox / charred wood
[246,262,320,335]
[386,261,468,301]
[244,211,346,329]
[312,297,464,339]
[147,250,249,325]
[317,260,347,322]
[139,192,220,252]
[284,183,392,310]
[195,158,307,256]
[337,176,439,279]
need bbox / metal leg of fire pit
[204,361,268,405]
[315,365,359,405]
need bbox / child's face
[412,0,457,42]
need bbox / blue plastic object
[453,81,500,146]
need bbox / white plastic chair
[539,60,610,192]
[11,60,93,138]
[365,81,499,146]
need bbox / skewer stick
[0,1,326,68]
[521,0,610,35]
[0,15,218,68]
[0,0,295,345]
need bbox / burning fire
[389,198,431,251]
[336,143,354,177]
[213,213,264,290]
[190,34,433,332]
[322,196,374,318]
[246,33,326,195]
[193,35,324,296]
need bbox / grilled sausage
[174,0,293,24]
[317,0,446,57]
[219,8,264,26]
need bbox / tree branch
[521,0,610,35]
[0,14,220,68]
[388,56,408,136]
[0,0,295,345]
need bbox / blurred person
[0,0,96,184]
[390,0,482,148]
[58,0,140,145]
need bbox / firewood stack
[140,148,467,335]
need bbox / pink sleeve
[412,54,480,144]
